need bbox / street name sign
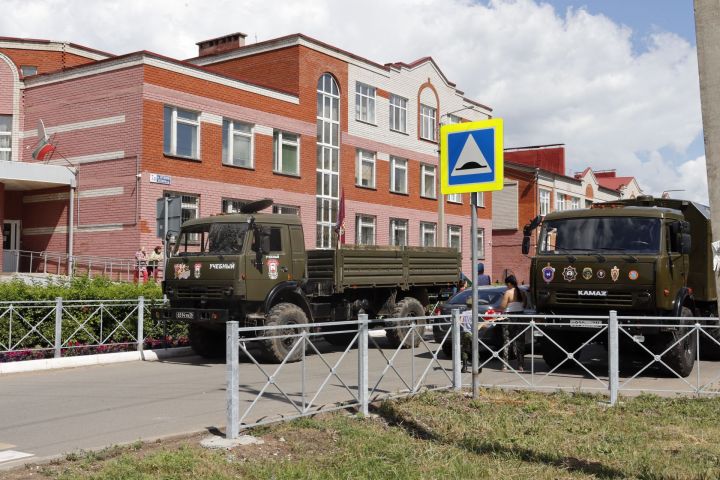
[440,118,504,194]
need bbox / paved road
[1,330,720,469]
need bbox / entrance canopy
[0,161,76,190]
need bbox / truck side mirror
[680,233,692,254]
[521,235,531,255]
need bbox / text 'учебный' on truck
[522,196,719,377]
[152,199,461,362]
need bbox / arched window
[316,73,340,248]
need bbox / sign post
[440,118,504,399]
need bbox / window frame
[355,149,376,188]
[390,156,408,194]
[0,115,11,162]
[390,218,409,246]
[448,224,462,252]
[356,214,376,246]
[163,106,200,160]
[20,65,37,77]
[273,130,301,176]
[273,204,300,216]
[420,163,437,199]
[539,189,551,216]
[221,198,249,214]
[447,193,462,204]
[355,82,377,124]
[222,118,254,169]
[419,104,437,141]
[476,228,485,259]
[420,221,437,247]
[389,94,408,133]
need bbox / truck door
[289,226,306,280]
[245,224,291,302]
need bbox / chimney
[196,32,247,57]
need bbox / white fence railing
[224,310,720,439]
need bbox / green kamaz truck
[153,200,461,362]
[523,196,718,376]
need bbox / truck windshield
[539,217,661,254]
[173,223,249,256]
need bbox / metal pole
[358,313,369,416]
[163,196,169,282]
[226,320,239,440]
[68,187,75,277]
[452,309,462,390]
[137,296,144,352]
[54,297,63,358]
[471,192,480,399]
[608,310,619,406]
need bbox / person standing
[134,247,148,283]
[477,262,491,286]
[147,245,163,281]
[498,275,526,371]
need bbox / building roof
[0,36,113,60]
[596,175,636,191]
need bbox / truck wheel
[188,324,225,359]
[654,307,696,377]
[386,297,426,349]
[261,303,308,363]
[540,332,580,370]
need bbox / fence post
[137,296,145,352]
[226,321,239,440]
[452,309,462,391]
[54,297,63,358]
[608,310,619,406]
[358,313,369,416]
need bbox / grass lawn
[9,389,720,479]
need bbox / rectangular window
[448,225,462,251]
[448,193,462,204]
[476,228,485,259]
[420,104,437,141]
[356,149,376,188]
[163,106,200,159]
[420,222,437,247]
[222,119,253,168]
[421,164,437,199]
[571,196,581,210]
[166,192,200,242]
[355,82,376,124]
[273,131,300,175]
[222,198,248,213]
[539,189,551,216]
[556,192,567,212]
[390,156,408,194]
[20,65,37,77]
[389,94,407,133]
[0,115,11,161]
[446,114,462,124]
[390,218,408,246]
[273,205,300,215]
[356,215,376,245]
[477,192,485,207]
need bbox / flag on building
[31,120,56,161]
[335,188,346,245]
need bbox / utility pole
[695,0,720,305]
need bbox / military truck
[153,200,461,362]
[522,196,718,377]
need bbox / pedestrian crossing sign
[440,118,504,194]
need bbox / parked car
[431,285,534,357]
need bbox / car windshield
[539,217,661,254]
[174,223,249,256]
[448,288,505,306]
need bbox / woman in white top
[499,275,526,371]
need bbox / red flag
[335,188,346,245]
[32,120,56,161]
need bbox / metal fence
[0,297,180,360]
[224,310,720,439]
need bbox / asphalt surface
[1,329,720,469]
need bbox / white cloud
[0,0,706,202]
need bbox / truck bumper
[151,307,229,324]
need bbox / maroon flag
[32,120,56,161]
[335,188,346,245]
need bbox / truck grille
[554,290,635,306]
[175,285,226,299]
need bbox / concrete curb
[0,347,194,376]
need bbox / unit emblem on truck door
[582,267,593,280]
[174,263,190,280]
[562,266,578,282]
[266,258,279,280]
[597,269,606,280]
[542,264,555,283]
[610,266,620,282]
[194,263,202,279]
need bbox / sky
[0,0,708,203]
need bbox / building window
[222,198,248,213]
[556,193,568,212]
[476,228,485,259]
[273,130,300,176]
[390,218,408,246]
[476,192,485,207]
[446,113,462,124]
[317,73,341,249]
[356,149,376,188]
[166,192,200,242]
[421,164,437,199]
[539,189,551,216]
[356,215,376,245]
[448,225,462,251]
[0,115,11,161]
[222,119,253,168]
[20,65,37,77]
[273,205,300,215]
[448,193,462,204]
[420,104,437,141]
[571,196,581,210]
[163,106,200,159]
[355,82,376,124]
[420,222,437,247]
[390,156,408,194]
[389,94,407,133]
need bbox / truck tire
[540,332,581,370]
[386,297,426,349]
[188,324,225,359]
[261,303,308,363]
[653,307,696,377]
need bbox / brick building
[0,33,493,275]
[491,145,642,284]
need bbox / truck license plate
[570,319,603,328]
[175,311,195,320]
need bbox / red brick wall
[0,48,97,76]
[505,147,565,176]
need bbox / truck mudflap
[151,307,229,323]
